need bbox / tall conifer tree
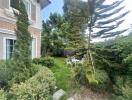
[86,0,129,73]
[12,0,32,83]
[63,0,88,49]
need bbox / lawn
[50,57,111,100]
[51,57,72,92]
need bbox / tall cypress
[12,0,32,83]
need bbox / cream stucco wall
[31,0,41,29]
[0,0,42,59]
[0,0,42,30]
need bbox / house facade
[0,0,50,59]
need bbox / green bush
[113,76,124,95]
[0,60,12,81]
[8,62,40,85]
[123,54,132,75]
[113,84,132,100]
[33,57,54,68]
[86,68,98,85]
[71,64,98,86]
[0,89,7,100]
[63,47,76,57]
[8,67,56,100]
[90,69,110,91]
[113,76,132,100]
[71,64,87,85]
[0,60,13,88]
[121,84,132,100]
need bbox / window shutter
[31,3,36,21]
[0,0,9,9]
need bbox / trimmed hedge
[33,57,54,68]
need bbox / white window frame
[3,37,36,59]
[9,0,19,12]
[32,38,36,58]
[3,37,16,59]
[23,0,31,18]
[9,0,31,18]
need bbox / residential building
[0,0,50,59]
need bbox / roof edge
[40,0,51,9]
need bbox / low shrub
[33,57,54,68]
[0,60,39,88]
[123,54,132,76]
[8,66,56,100]
[9,63,40,85]
[113,76,132,100]
[90,69,110,91]
[113,76,124,95]
[0,89,7,100]
[0,60,11,81]
[71,64,87,85]
[71,64,98,86]
[113,84,132,100]
[86,68,98,85]
[121,84,132,100]
[63,47,76,57]
[0,60,13,88]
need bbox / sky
[105,0,132,33]
[41,0,132,38]
[41,0,64,21]
[41,0,132,23]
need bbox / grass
[51,57,72,92]
[50,57,111,100]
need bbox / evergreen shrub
[63,48,76,57]
[0,60,13,88]
[33,57,54,68]
[90,69,110,91]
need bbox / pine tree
[12,0,32,83]
[86,0,129,73]
[88,0,129,38]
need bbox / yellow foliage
[86,68,98,85]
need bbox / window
[6,39,16,59]
[10,0,31,16]
[4,38,35,59]
[10,0,19,9]
[31,3,36,21]
[23,0,31,16]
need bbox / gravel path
[68,87,110,100]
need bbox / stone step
[53,89,66,100]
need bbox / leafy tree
[41,20,52,56]
[12,0,32,83]
[41,13,70,56]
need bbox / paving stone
[53,89,65,100]
[67,97,75,100]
